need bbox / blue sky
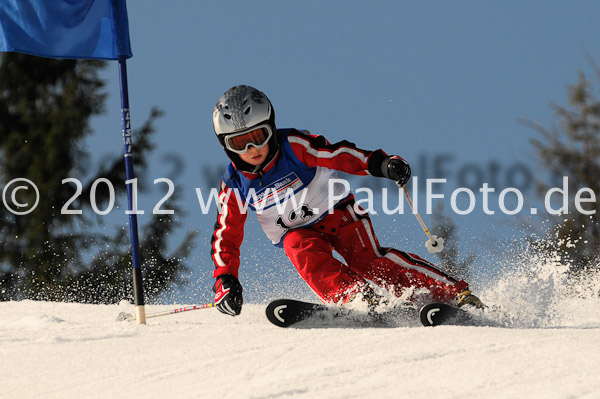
[87,1,600,301]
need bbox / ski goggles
[223,125,273,154]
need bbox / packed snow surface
[2,293,599,399]
[3,254,600,398]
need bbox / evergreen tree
[0,53,195,303]
[528,67,600,275]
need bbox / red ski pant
[283,202,468,304]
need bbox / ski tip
[265,299,325,328]
[419,302,486,327]
[265,299,296,328]
[419,303,443,327]
[419,302,465,327]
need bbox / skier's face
[239,144,269,166]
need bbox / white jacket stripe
[213,181,229,267]
[288,135,369,164]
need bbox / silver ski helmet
[213,85,278,172]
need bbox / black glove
[381,156,411,186]
[213,274,243,316]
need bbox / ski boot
[456,289,485,309]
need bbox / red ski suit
[211,129,467,304]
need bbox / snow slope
[3,251,600,399]
[2,293,599,399]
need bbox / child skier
[211,85,482,316]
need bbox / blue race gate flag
[0,0,132,60]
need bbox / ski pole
[117,303,214,322]
[398,183,444,253]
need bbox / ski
[267,299,497,328]
[266,299,332,328]
[265,298,417,328]
[419,302,496,327]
